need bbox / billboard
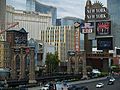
[85,2,109,21]
[96,21,111,36]
[74,22,80,52]
[81,22,94,34]
[97,37,113,50]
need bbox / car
[107,81,114,85]
[68,85,76,90]
[68,85,88,90]
[96,83,104,88]
[40,85,49,90]
[40,84,49,90]
[109,77,115,82]
[78,86,88,90]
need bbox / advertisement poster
[81,22,94,34]
[96,21,111,36]
[97,37,113,50]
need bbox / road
[74,76,120,90]
[28,76,120,90]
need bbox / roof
[7,28,28,34]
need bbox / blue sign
[80,22,94,34]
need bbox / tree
[45,52,60,74]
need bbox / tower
[26,0,35,11]
[0,0,6,41]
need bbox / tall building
[41,26,74,61]
[40,26,83,62]
[0,41,10,68]
[56,17,84,49]
[14,10,52,40]
[0,0,6,41]
[26,0,35,11]
[107,0,120,48]
[107,0,120,67]
[56,17,83,26]
[6,5,52,40]
[26,0,57,25]
[0,0,6,29]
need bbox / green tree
[45,52,60,74]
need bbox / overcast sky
[7,0,107,19]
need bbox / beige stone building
[5,5,52,40]
[0,41,10,68]
[41,26,75,62]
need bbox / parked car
[96,83,104,88]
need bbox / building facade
[5,5,52,40]
[14,10,52,40]
[26,0,35,11]
[26,0,57,25]
[6,28,34,80]
[107,0,120,67]
[0,0,6,41]
[83,0,112,71]
[41,26,76,62]
[107,0,120,48]
[56,17,83,26]
[0,41,10,68]
[28,38,44,68]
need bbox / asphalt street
[28,76,120,90]
[75,76,120,90]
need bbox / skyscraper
[107,0,120,48]
[56,17,83,26]
[0,0,6,41]
[26,0,35,11]
[26,0,57,25]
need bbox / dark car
[68,85,76,90]
[78,86,88,90]
[107,81,114,85]
[68,85,88,90]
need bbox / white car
[40,84,49,90]
[96,83,104,88]
[109,77,115,82]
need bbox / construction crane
[0,22,19,34]
[0,21,19,41]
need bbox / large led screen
[80,22,94,34]
[96,21,111,36]
[97,37,113,50]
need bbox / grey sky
[7,0,107,19]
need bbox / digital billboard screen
[96,21,111,36]
[80,22,94,34]
[97,37,113,50]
